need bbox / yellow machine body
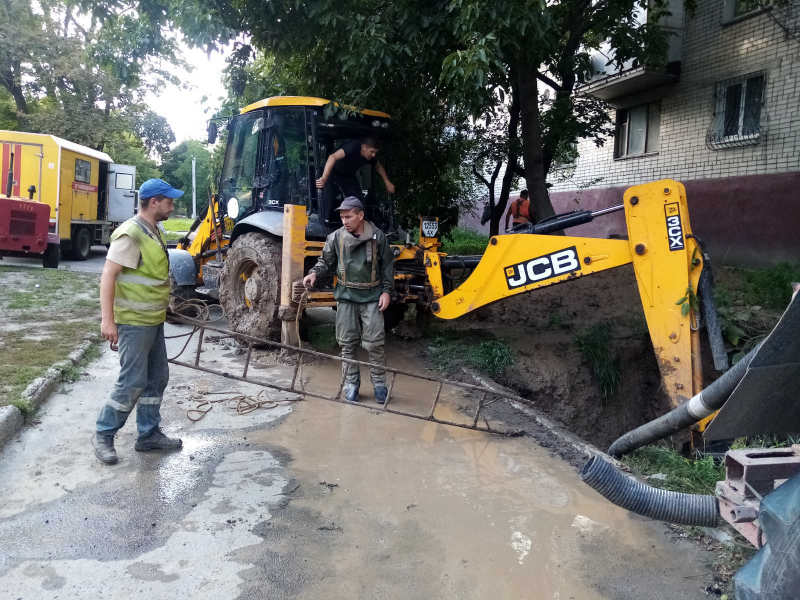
[430,180,703,408]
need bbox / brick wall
[549,0,800,193]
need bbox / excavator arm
[430,180,706,408]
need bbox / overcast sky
[145,43,232,146]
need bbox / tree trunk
[493,79,521,235]
[9,82,28,114]
[516,60,556,223]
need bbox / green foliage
[10,398,35,418]
[675,283,700,318]
[621,446,724,495]
[161,140,214,215]
[104,132,162,187]
[1,0,177,153]
[426,331,514,378]
[575,323,621,401]
[738,262,800,309]
[440,228,490,255]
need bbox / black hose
[581,455,719,527]
[607,339,765,457]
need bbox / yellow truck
[0,131,136,260]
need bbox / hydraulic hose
[581,455,719,527]
[607,339,765,458]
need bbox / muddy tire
[169,271,197,303]
[70,227,92,261]
[219,232,282,339]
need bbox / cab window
[75,159,91,183]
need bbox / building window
[723,0,771,23]
[75,158,91,183]
[615,102,660,158]
[707,72,765,149]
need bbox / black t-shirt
[333,140,377,177]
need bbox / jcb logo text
[504,247,581,290]
[665,203,684,251]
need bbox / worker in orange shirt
[505,189,532,231]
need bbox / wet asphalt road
[0,322,715,599]
[1,246,107,274]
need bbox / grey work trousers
[95,323,169,439]
[335,301,386,388]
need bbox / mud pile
[450,265,671,449]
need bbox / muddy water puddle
[241,354,707,599]
[179,326,708,599]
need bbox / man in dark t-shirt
[316,136,396,222]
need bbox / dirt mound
[446,265,672,450]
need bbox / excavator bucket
[704,290,800,441]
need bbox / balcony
[579,0,683,106]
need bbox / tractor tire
[169,271,197,303]
[70,227,92,261]
[219,232,282,340]
[42,243,60,269]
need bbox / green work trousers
[335,300,386,388]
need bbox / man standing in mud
[91,179,184,465]
[303,197,394,404]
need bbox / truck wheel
[70,227,92,261]
[42,243,60,269]
[219,232,282,340]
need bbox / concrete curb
[0,340,96,452]
[461,367,626,470]
[0,406,25,449]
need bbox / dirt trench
[434,265,672,450]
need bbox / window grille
[706,72,766,150]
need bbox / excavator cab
[216,101,393,240]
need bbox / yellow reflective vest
[110,218,170,326]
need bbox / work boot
[374,386,388,405]
[134,428,183,452]
[91,433,118,465]
[344,385,360,403]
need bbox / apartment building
[548,0,799,266]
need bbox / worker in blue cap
[91,179,184,465]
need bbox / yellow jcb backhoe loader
[167,96,728,414]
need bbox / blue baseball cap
[139,179,184,200]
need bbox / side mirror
[207,122,218,144]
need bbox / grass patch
[575,323,621,401]
[440,228,490,255]
[737,262,800,309]
[0,266,100,410]
[162,218,194,232]
[621,446,724,495]
[426,330,513,378]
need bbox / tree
[104,132,162,188]
[205,41,481,236]
[0,0,180,151]
[161,140,213,215]
[164,0,679,223]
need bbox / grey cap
[335,196,364,212]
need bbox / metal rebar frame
[167,315,533,434]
